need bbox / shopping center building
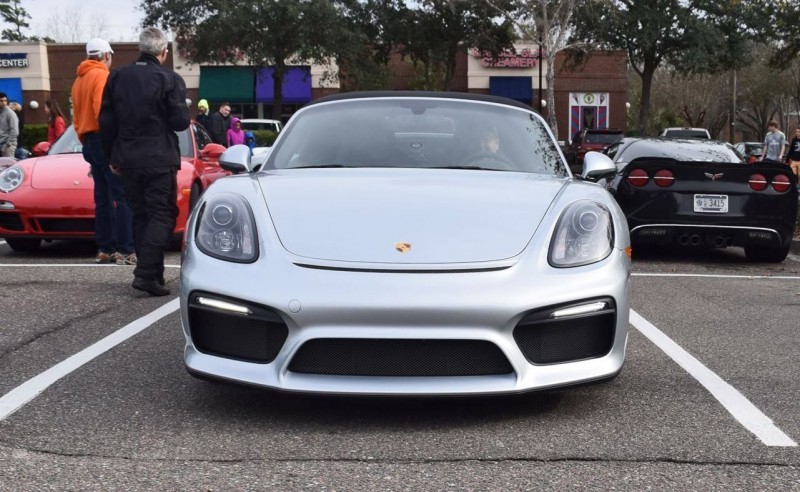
[0,40,627,142]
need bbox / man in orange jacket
[72,38,135,265]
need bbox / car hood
[29,154,92,190]
[258,168,565,264]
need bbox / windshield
[621,140,744,163]
[49,125,193,157]
[48,125,82,155]
[585,133,623,144]
[664,129,709,139]
[266,98,566,175]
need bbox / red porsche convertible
[0,123,228,252]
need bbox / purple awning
[255,66,312,104]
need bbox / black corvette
[602,138,798,262]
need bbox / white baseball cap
[86,38,114,56]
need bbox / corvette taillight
[626,168,649,187]
[772,174,792,193]
[653,169,675,187]
[749,174,768,191]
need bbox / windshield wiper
[428,165,506,171]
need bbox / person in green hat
[196,99,211,131]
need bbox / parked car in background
[564,128,624,173]
[0,123,228,252]
[240,118,283,134]
[733,141,764,164]
[180,91,631,395]
[602,138,797,262]
[660,127,711,139]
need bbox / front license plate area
[694,194,728,213]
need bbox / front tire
[5,238,42,252]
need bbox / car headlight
[195,193,258,262]
[0,165,24,193]
[549,200,613,267]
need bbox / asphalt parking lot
[1,239,799,490]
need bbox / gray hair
[139,27,169,57]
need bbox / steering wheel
[459,151,515,170]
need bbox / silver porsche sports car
[180,92,632,395]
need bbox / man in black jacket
[207,102,231,145]
[99,26,190,296]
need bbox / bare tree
[486,0,580,140]
[88,12,109,40]
[656,71,729,139]
[44,4,84,42]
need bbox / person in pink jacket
[226,117,245,147]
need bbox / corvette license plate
[694,194,728,213]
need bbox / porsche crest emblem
[395,242,412,253]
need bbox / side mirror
[32,141,50,157]
[581,151,617,181]
[219,144,253,174]
[200,143,226,159]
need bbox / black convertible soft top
[308,91,535,112]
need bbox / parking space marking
[633,273,800,280]
[0,263,181,268]
[630,309,797,447]
[0,299,179,422]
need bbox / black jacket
[207,111,229,146]
[99,53,190,169]
[196,112,211,132]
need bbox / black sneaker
[132,277,170,297]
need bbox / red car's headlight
[0,165,24,193]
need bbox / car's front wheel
[745,240,791,263]
[5,238,42,252]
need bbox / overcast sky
[25,0,144,42]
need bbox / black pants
[122,166,178,281]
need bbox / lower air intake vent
[288,338,513,377]
[188,292,288,364]
[514,298,616,365]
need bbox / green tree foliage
[142,0,344,119]
[401,0,515,91]
[572,0,769,136]
[334,0,410,91]
[772,0,800,68]
[0,0,31,42]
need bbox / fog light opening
[551,301,608,319]
[196,296,253,315]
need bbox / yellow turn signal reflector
[624,246,633,258]
[181,188,191,197]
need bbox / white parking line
[630,310,797,447]
[633,273,800,280]
[0,263,181,268]
[0,298,179,421]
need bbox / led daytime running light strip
[551,301,607,319]
[196,296,253,315]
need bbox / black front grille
[0,212,24,231]
[514,298,616,365]
[288,339,513,376]
[38,218,94,233]
[188,292,288,364]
